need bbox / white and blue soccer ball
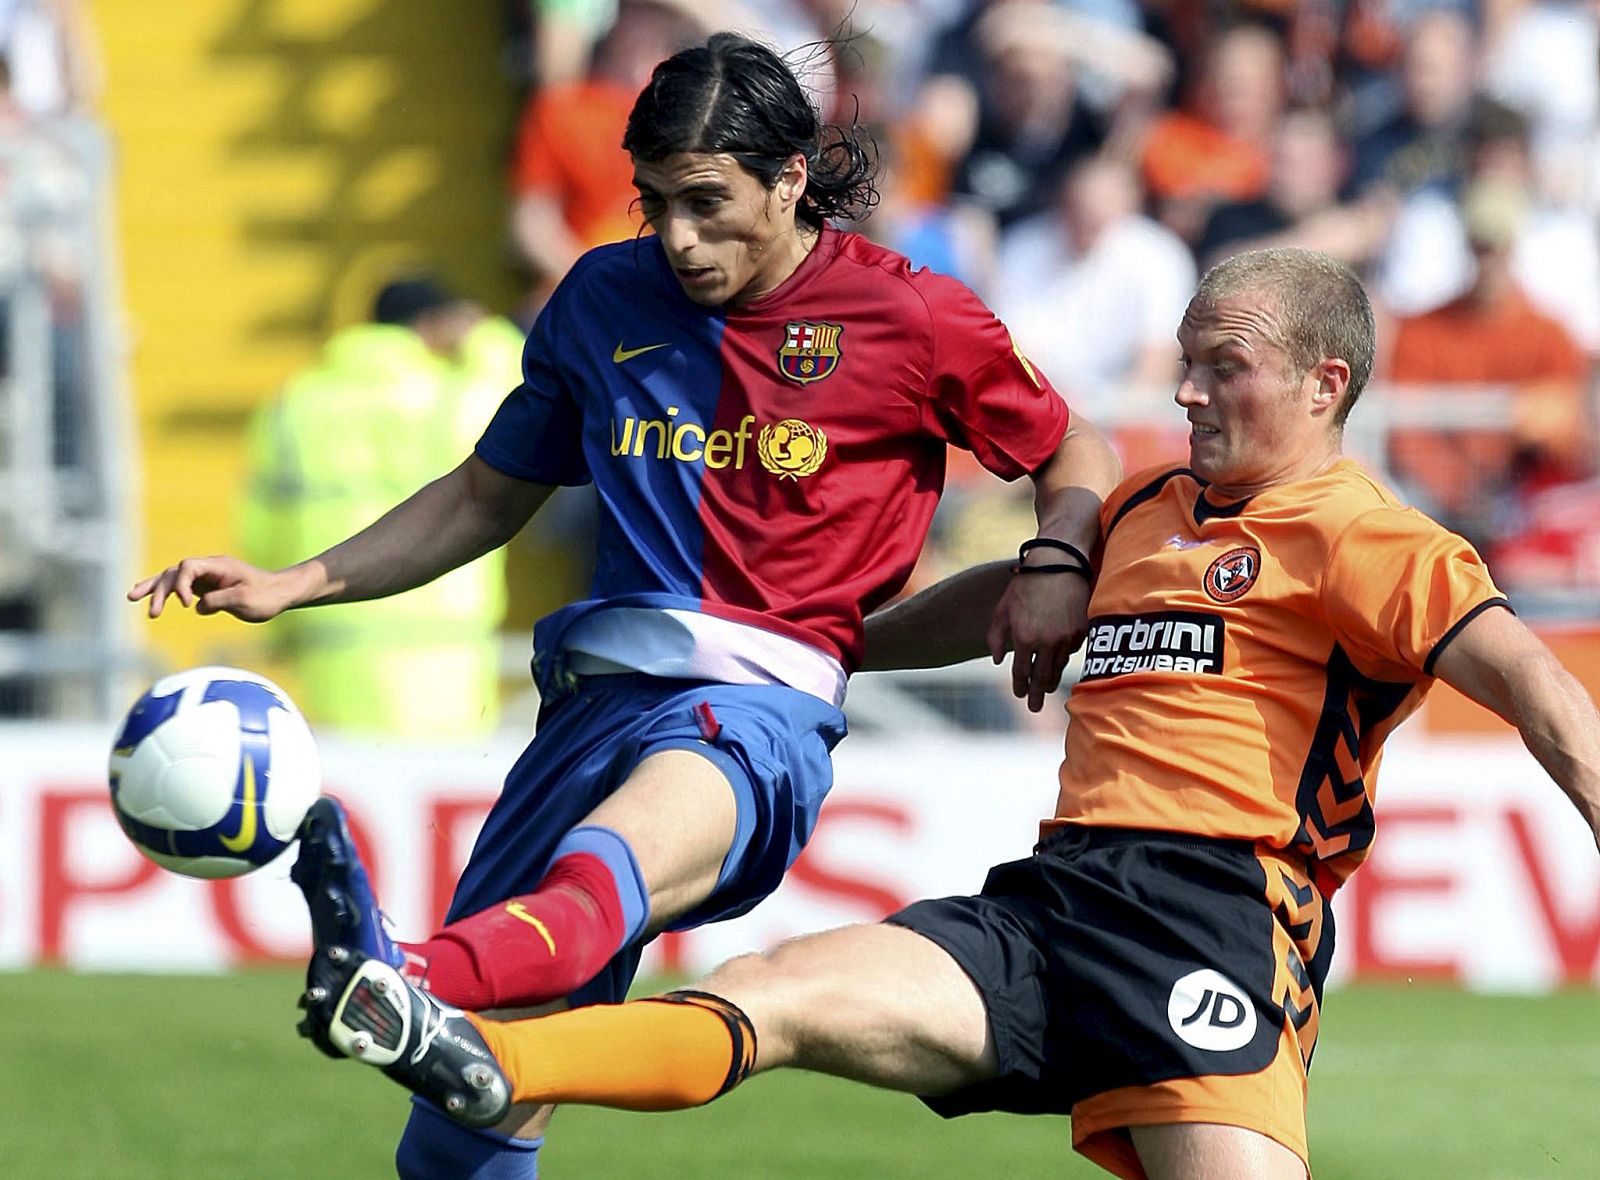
[108,665,322,879]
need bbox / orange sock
[467,990,757,1111]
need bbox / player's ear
[1310,359,1349,413]
[774,153,807,210]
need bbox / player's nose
[660,213,699,255]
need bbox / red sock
[401,851,629,1008]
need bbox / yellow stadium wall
[93,1,535,680]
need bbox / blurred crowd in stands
[9,0,1600,724]
[0,0,107,715]
[504,0,1600,610]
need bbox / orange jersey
[1049,459,1508,892]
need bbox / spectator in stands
[1196,107,1340,264]
[994,155,1195,423]
[1195,105,1391,270]
[1383,178,1595,549]
[1479,0,1600,345]
[1381,98,1600,355]
[1137,21,1286,245]
[509,0,702,316]
[1481,0,1599,177]
[238,277,522,741]
[854,127,999,294]
[900,1,1168,215]
[525,0,620,89]
[1349,7,1478,200]
[942,1,1109,230]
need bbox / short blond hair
[1193,248,1376,424]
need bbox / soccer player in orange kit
[297,248,1600,1180]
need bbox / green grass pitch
[5,968,1598,1178]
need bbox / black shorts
[887,825,1333,1178]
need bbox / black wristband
[1018,537,1093,572]
[1011,561,1092,579]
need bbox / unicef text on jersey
[611,410,756,468]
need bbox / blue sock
[551,824,650,944]
[396,1098,542,1179]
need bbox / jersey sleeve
[912,268,1071,480]
[474,284,592,487]
[1321,505,1509,681]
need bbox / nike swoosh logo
[505,901,558,955]
[219,754,258,853]
[613,341,670,363]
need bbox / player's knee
[697,948,788,1013]
[694,947,812,1067]
[704,935,873,1061]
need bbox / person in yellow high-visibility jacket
[239,278,524,740]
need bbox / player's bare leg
[583,748,741,931]
[408,748,740,1140]
[473,922,998,1105]
[1130,1123,1308,1180]
[305,921,997,1121]
[704,923,996,1089]
[296,748,742,1144]
[397,747,738,1011]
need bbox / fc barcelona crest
[777,321,843,385]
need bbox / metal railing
[0,117,138,719]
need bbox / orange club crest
[1204,547,1261,602]
[777,320,843,384]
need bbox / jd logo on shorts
[1167,968,1257,1051]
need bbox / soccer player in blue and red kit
[130,33,1122,1177]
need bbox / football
[108,665,322,879]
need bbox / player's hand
[986,571,1091,712]
[127,556,299,623]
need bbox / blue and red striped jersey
[477,225,1070,692]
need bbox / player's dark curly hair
[622,32,878,229]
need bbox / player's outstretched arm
[988,417,1121,711]
[861,560,1014,671]
[1431,606,1600,849]
[128,554,302,621]
[129,456,555,622]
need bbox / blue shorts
[446,674,847,1005]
